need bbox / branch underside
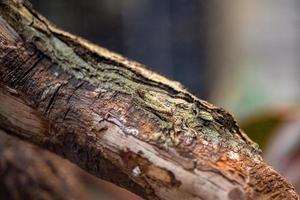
[0,130,86,200]
[0,0,298,199]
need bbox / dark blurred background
[30,0,300,198]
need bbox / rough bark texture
[0,129,86,200]
[0,0,299,199]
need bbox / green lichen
[198,110,214,121]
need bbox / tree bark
[0,0,298,199]
[0,129,86,200]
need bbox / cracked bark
[0,0,299,199]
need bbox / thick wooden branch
[0,0,298,199]
[0,130,86,200]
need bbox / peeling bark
[0,0,299,199]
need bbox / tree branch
[0,0,298,199]
[0,129,86,200]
